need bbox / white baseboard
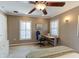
[10,42,37,47]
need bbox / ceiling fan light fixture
[28,1,65,15]
[35,3,46,10]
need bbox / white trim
[77,16,79,38]
[10,42,37,47]
[0,7,6,14]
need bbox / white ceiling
[0,1,79,18]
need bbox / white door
[0,13,7,40]
[0,12,9,58]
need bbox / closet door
[0,15,3,40]
[0,12,9,58]
[0,13,7,40]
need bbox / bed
[26,46,79,58]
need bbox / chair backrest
[36,31,41,40]
[38,35,41,40]
[39,35,46,41]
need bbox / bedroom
[0,0,79,58]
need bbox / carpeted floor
[8,44,54,58]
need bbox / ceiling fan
[28,1,65,15]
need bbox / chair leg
[39,41,45,47]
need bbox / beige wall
[50,6,79,52]
[7,15,50,44]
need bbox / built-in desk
[42,35,58,46]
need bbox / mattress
[26,46,79,58]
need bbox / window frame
[20,20,32,40]
[50,19,59,36]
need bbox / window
[20,20,31,40]
[50,20,59,36]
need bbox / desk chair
[37,35,46,47]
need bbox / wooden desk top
[43,35,56,39]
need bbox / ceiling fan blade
[47,2,65,7]
[29,1,36,4]
[28,8,36,14]
[42,9,47,15]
